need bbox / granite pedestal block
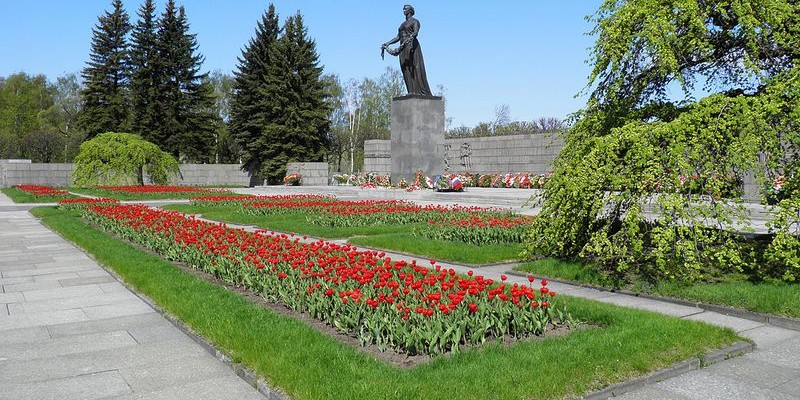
[390,95,445,183]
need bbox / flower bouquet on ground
[433,174,465,192]
[283,173,302,186]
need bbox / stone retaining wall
[285,162,328,186]
[0,160,250,187]
[363,132,565,176]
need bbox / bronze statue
[381,4,432,96]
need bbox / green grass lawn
[164,204,521,265]
[1,187,78,203]
[32,205,743,400]
[69,187,240,201]
[516,259,800,319]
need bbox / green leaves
[71,132,179,187]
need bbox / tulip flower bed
[2,184,77,203]
[81,203,571,356]
[71,185,238,200]
[35,205,746,400]
[58,197,120,210]
[415,215,536,245]
[243,197,515,229]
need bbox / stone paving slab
[654,369,798,400]
[0,292,24,304]
[46,312,168,339]
[0,325,51,346]
[746,336,800,369]
[0,338,207,384]
[118,357,234,393]
[738,325,800,349]
[59,275,117,287]
[686,311,766,332]
[82,299,156,320]
[3,280,63,293]
[0,308,89,331]
[2,264,97,278]
[0,276,34,286]
[590,293,705,318]
[8,291,138,314]
[21,284,106,302]
[0,330,138,361]
[110,375,266,400]
[613,385,694,399]
[705,356,800,390]
[0,370,132,400]
[32,272,82,282]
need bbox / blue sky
[0,1,601,128]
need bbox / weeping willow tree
[524,0,800,282]
[72,132,179,187]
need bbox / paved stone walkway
[1,186,799,399]
[0,193,263,399]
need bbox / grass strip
[33,205,743,400]
[69,187,238,201]
[516,259,800,319]
[1,187,77,203]
[165,204,521,264]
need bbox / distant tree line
[447,104,565,139]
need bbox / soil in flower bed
[90,217,577,368]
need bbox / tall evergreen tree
[259,12,330,183]
[154,1,216,162]
[230,6,331,184]
[129,0,161,144]
[229,4,282,185]
[78,0,131,138]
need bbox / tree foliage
[525,0,800,282]
[326,67,404,173]
[229,4,281,185]
[0,73,53,158]
[72,132,179,187]
[129,0,161,145]
[230,4,331,184]
[78,0,131,138]
[153,1,218,163]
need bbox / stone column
[390,95,445,183]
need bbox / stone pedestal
[390,95,445,183]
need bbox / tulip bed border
[1,184,78,203]
[78,202,570,356]
[194,195,535,246]
[69,185,240,200]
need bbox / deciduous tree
[72,132,179,186]
[525,0,800,282]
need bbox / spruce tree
[229,4,282,185]
[78,0,131,138]
[231,6,331,184]
[260,13,330,184]
[129,0,161,144]
[155,1,216,162]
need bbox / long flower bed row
[242,197,514,228]
[15,184,70,197]
[192,195,532,245]
[76,202,569,355]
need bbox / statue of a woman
[381,5,432,96]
